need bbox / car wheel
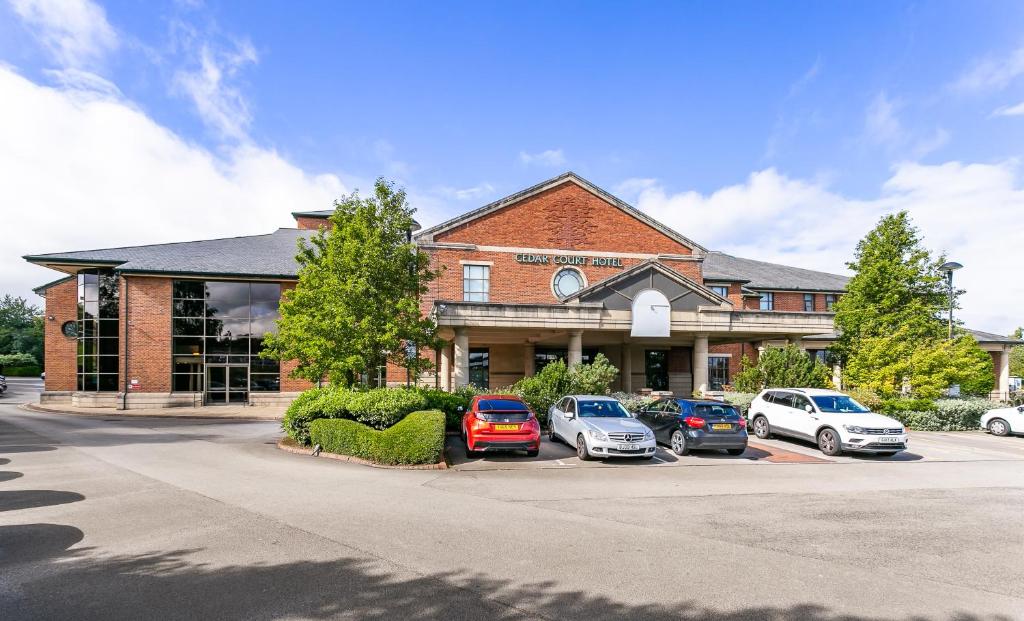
[817,428,842,456]
[548,425,558,443]
[988,418,1010,437]
[576,435,593,461]
[526,449,539,458]
[726,448,745,456]
[670,430,690,456]
[752,415,771,439]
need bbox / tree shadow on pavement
[0,490,85,512]
[0,544,1012,621]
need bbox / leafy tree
[832,211,993,398]
[0,352,37,369]
[1011,327,1024,379]
[732,345,832,392]
[262,179,441,386]
[0,295,43,365]
[511,354,619,423]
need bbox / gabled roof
[414,171,708,254]
[32,275,74,297]
[24,228,312,279]
[563,259,729,306]
[703,251,849,292]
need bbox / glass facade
[77,269,119,391]
[171,280,282,399]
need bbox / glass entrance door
[205,365,248,404]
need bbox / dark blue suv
[636,399,748,456]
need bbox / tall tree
[0,295,43,363]
[262,179,441,386]
[832,212,992,398]
[1011,327,1024,379]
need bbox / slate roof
[703,251,849,292]
[24,228,312,279]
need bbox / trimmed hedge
[0,365,42,377]
[887,397,997,431]
[414,386,476,430]
[282,386,429,445]
[309,410,445,465]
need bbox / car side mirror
[563,411,574,420]
[804,404,814,413]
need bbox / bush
[723,392,757,415]
[282,385,356,445]
[880,397,937,415]
[347,389,428,430]
[884,397,996,431]
[309,410,445,465]
[510,354,619,424]
[1,365,42,377]
[732,345,832,393]
[415,385,476,430]
[611,392,656,414]
[844,387,883,412]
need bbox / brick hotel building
[26,172,1018,408]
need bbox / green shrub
[732,345,832,393]
[415,385,476,429]
[844,387,883,412]
[282,385,355,445]
[884,397,996,431]
[723,392,757,415]
[1,365,42,377]
[611,392,656,414]
[347,389,428,430]
[880,397,937,415]
[509,354,619,424]
[310,410,445,465]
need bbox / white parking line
[650,456,667,464]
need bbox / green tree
[510,354,620,423]
[0,295,43,365]
[832,212,992,398]
[732,344,832,392]
[262,179,441,386]
[1011,327,1024,379]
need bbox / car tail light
[737,418,747,428]
[683,416,705,429]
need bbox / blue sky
[1,0,1022,332]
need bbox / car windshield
[477,399,529,412]
[577,400,631,418]
[811,395,871,413]
[693,404,740,419]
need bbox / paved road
[1,381,1022,620]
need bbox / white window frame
[462,263,490,302]
[710,285,730,298]
[759,292,774,311]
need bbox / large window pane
[250,357,279,373]
[205,282,249,318]
[173,317,204,336]
[173,280,205,299]
[98,338,118,355]
[98,356,118,374]
[206,318,251,339]
[173,374,203,392]
[469,348,489,389]
[173,299,205,318]
[173,337,203,356]
[250,374,280,392]
[250,283,281,304]
[99,319,119,337]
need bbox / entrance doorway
[205,365,248,404]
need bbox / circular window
[553,268,586,298]
[61,321,78,338]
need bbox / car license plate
[878,436,901,443]
[617,443,639,451]
[493,424,519,431]
[712,423,732,431]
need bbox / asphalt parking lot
[3,380,1024,620]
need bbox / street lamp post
[939,261,963,340]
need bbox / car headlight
[643,429,654,440]
[843,425,866,434]
[588,428,608,441]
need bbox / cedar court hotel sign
[514,253,625,267]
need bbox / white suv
[747,388,908,456]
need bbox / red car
[462,395,541,457]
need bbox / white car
[549,395,657,460]
[747,388,908,457]
[981,405,1024,437]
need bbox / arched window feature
[630,289,671,337]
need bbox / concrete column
[756,342,766,360]
[693,334,709,396]
[453,328,469,388]
[789,335,804,351]
[998,348,1011,400]
[832,363,842,391]
[439,341,452,392]
[621,343,632,393]
[567,330,583,367]
[523,342,535,378]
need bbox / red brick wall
[433,181,693,255]
[124,277,172,392]
[42,278,77,392]
[709,342,759,385]
[295,216,329,230]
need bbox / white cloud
[952,46,1024,93]
[628,162,1024,333]
[7,0,118,68]
[992,101,1024,117]
[0,66,346,305]
[172,38,258,140]
[864,92,949,158]
[435,183,495,201]
[518,148,566,167]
